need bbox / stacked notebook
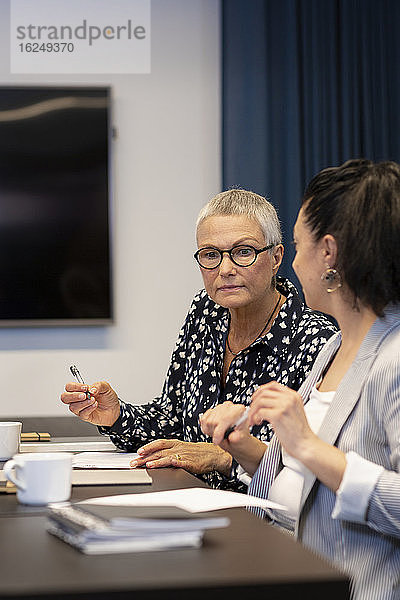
[47,503,230,554]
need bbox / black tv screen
[0,86,112,326]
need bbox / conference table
[0,417,350,599]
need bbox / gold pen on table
[70,365,91,401]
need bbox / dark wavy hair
[302,159,400,316]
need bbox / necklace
[226,293,282,356]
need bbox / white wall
[0,0,221,416]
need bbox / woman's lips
[218,285,243,292]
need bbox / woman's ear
[321,234,338,267]
[272,244,284,275]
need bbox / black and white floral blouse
[100,277,337,491]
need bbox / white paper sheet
[72,452,139,469]
[79,487,286,513]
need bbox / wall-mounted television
[0,85,112,326]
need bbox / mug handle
[3,459,26,491]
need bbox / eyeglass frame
[193,243,275,270]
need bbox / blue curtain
[222,0,400,281]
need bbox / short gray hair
[196,189,282,246]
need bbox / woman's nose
[218,253,237,275]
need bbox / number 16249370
[18,42,74,52]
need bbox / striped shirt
[249,304,400,599]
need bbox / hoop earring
[321,265,342,293]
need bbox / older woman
[201,161,400,597]
[61,189,336,490]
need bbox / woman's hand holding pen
[248,381,315,459]
[200,402,250,446]
[60,380,121,427]
[200,401,267,476]
[201,384,313,459]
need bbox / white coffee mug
[3,452,72,505]
[0,421,22,460]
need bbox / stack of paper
[46,502,230,554]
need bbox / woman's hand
[130,439,232,477]
[248,381,315,458]
[60,380,121,427]
[200,401,250,446]
[249,381,347,491]
[200,402,268,476]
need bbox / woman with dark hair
[201,159,400,598]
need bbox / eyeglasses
[194,244,275,270]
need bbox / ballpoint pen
[70,365,91,401]
[223,405,251,439]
